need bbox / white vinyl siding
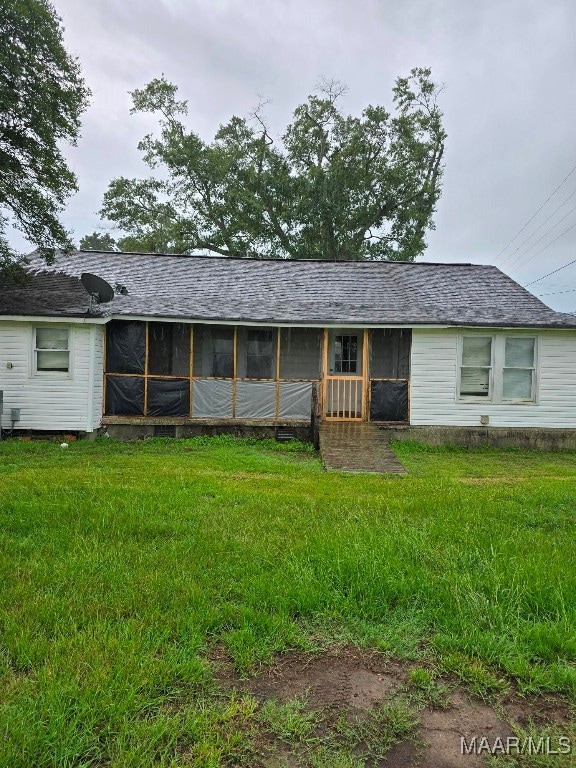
[0,321,104,432]
[91,325,105,431]
[411,328,576,428]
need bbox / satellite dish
[81,273,115,304]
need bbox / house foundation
[384,425,576,451]
[103,418,313,443]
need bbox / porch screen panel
[147,378,190,416]
[105,375,144,415]
[235,381,276,418]
[192,379,233,417]
[197,326,234,378]
[212,328,234,377]
[279,381,313,419]
[192,324,205,376]
[148,323,190,376]
[106,320,145,374]
[279,328,321,379]
[193,325,234,379]
[370,329,411,379]
[369,380,408,422]
[245,328,275,379]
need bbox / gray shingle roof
[0,269,91,317]
[1,250,575,328]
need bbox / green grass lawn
[0,436,575,766]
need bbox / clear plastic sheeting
[147,378,190,416]
[235,381,276,418]
[278,381,313,419]
[369,380,408,422]
[106,320,146,374]
[192,379,233,418]
[105,375,144,415]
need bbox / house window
[246,329,274,378]
[503,337,535,400]
[35,327,70,373]
[458,335,537,402]
[334,335,358,373]
[459,336,492,397]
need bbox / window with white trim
[34,327,70,373]
[460,336,492,397]
[503,337,535,400]
[459,335,537,402]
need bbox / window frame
[334,334,359,374]
[32,325,73,378]
[457,333,538,404]
[458,335,494,400]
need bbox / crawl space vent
[276,426,296,442]
[154,425,176,438]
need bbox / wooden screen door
[323,329,366,421]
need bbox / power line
[524,231,576,286]
[537,288,576,297]
[499,188,576,269]
[494,163,576,263]
[504,202,576,272]
[522,222,576,277]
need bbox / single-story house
[1,249,576,446]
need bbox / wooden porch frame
[103,321,318,420]
[322,328,369,422]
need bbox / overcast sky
[27,0,576,309]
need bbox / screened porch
[103,321,320,421]
[102,320,412,424]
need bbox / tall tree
[0,0,90,272]
[98,70,445,261]
[79,231,118,251]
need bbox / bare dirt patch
[236,647,405,710]
[419,691,514,767]
[209,646,573,767]
[500,689,573,727]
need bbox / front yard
[0,437,575,766]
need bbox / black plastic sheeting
[105,376,144,415]
[147,378,190,416]
[106,320,145,374]
[370,380,408,422]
